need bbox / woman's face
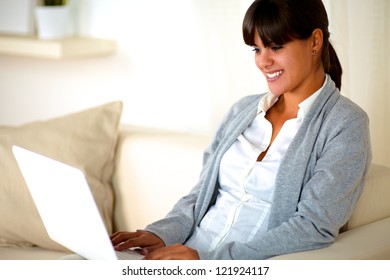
[253,31,322,98]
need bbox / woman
[111,0,371,260]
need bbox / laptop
[12,145,143,260]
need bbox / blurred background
[0,0,389,167]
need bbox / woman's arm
[199,106,372,260]
[144,95,262,247]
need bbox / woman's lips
[265,70,283,81]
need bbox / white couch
[0,96,390,260]
[1,124,390,260]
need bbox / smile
[266,70,283,79]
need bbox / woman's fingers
[110,233,199,259]
[144,244,199,260]
[110,230,165,251]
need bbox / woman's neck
[277,70,326,115]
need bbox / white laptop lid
[12,145,118,260]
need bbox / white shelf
[0,36,116,59]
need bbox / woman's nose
[256,50,273,70]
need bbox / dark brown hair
[243,0,342,90]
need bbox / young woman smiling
[110,0,371,260]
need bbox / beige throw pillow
[0,101,122,252]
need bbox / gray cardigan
[145,77,372,259]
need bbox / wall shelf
[0,36,116,59]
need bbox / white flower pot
[35,5,69,40]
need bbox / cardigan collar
[268,75,340,230]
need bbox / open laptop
[12,145,143,260]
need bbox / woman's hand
[110,230,165,254]
[144,244,200,260]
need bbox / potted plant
[42,0,68,5]
[35,0,70,39]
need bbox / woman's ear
[311,28,324,53]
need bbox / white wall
[0,0,264,133]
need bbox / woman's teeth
[266,70,283,79]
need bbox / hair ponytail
[324,43,343,90]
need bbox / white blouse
[185,79,326,252]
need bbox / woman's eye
[271,45,283,51]
[252,47,261,53]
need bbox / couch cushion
[112,126,210,232]
[0,101,122,252]
[0,246,69,260]
[271,217,390,259]
[347,163,390,230]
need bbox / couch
[0,102,389,260]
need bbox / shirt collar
[257,75,328,120]
[257,93,279,114]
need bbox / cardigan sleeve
[198,100,372,260]
[144,95,262,246]
[144,135,218,246]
